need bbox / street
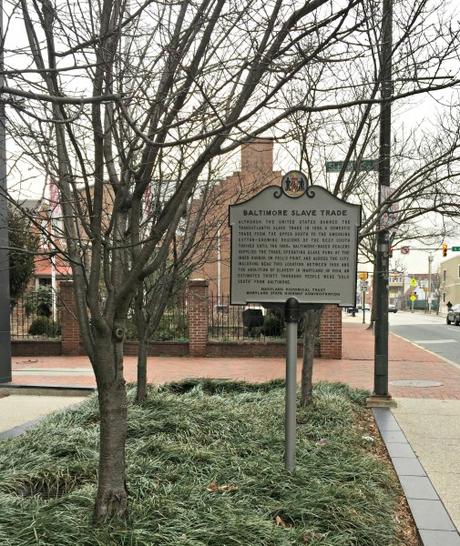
[389,311,460,368]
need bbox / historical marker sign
[229,184,361,306]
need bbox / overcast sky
[6,0,459,277]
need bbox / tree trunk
[301,306,323,406]
[93,340,129,523]
[136,337,148,403]
[368,257,378,330]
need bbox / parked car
[447,304,460,325]
[345,306,358,314]
[388,304,398,313]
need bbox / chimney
[241,138,274,174]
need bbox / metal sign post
[284,298,299,472]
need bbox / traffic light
[442,243,448,257]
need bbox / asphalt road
[389,311,460,367]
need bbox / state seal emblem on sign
[281,170,308,197]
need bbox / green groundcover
[0,381,403,545]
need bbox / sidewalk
[0,394,87,440]
[7,323,460,399]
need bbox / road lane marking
[412,339,458,344]
[390,332,460,372]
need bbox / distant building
[389,271,406,309]
[17,197,72,290]
[439,255,460,312]
[192,138,281,298]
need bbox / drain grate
[389,379,443,388]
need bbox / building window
[443,270,447,282]
[443,293,446,303]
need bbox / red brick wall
[187,279,209,357]
[12,340,62,356]
[319,305,342,359]
[124,341,188,357]
[59,281,81,356]
[56,280,341,359]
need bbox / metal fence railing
[125,297,188,342]
[10,289,61,340]
[208,294,286,342]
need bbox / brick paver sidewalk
[8,323,460,399]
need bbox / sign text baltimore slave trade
[229,185,361,305]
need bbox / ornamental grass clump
[0,381,404,545]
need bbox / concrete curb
[0,384,96,396]
[373,407,460,546]
[0,397,90,442]
[0,417,45,441]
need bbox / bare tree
[132,169,227,402]
[300,305,323,405]
[3,0,375,520]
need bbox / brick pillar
[188,279,209,357]
[59,281,81,355]
[319,305,342,359]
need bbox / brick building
[439,255,460,311]
[193,138,281,298]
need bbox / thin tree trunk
[93,340,129,523]
[136,337,148,403]
[301,306,323,406]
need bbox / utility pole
[368,0,394,406]
[0,0,12,383]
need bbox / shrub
[24,288,53,317]
[262,311,283,337]
[28,317,60,337]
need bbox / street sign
[360,281,369,291]
[229,185,361,306]
[325,159,379,173]
[410,294,416,302]
[410,278,417,288]
[452,246,460,251]
[358,271,369,281]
